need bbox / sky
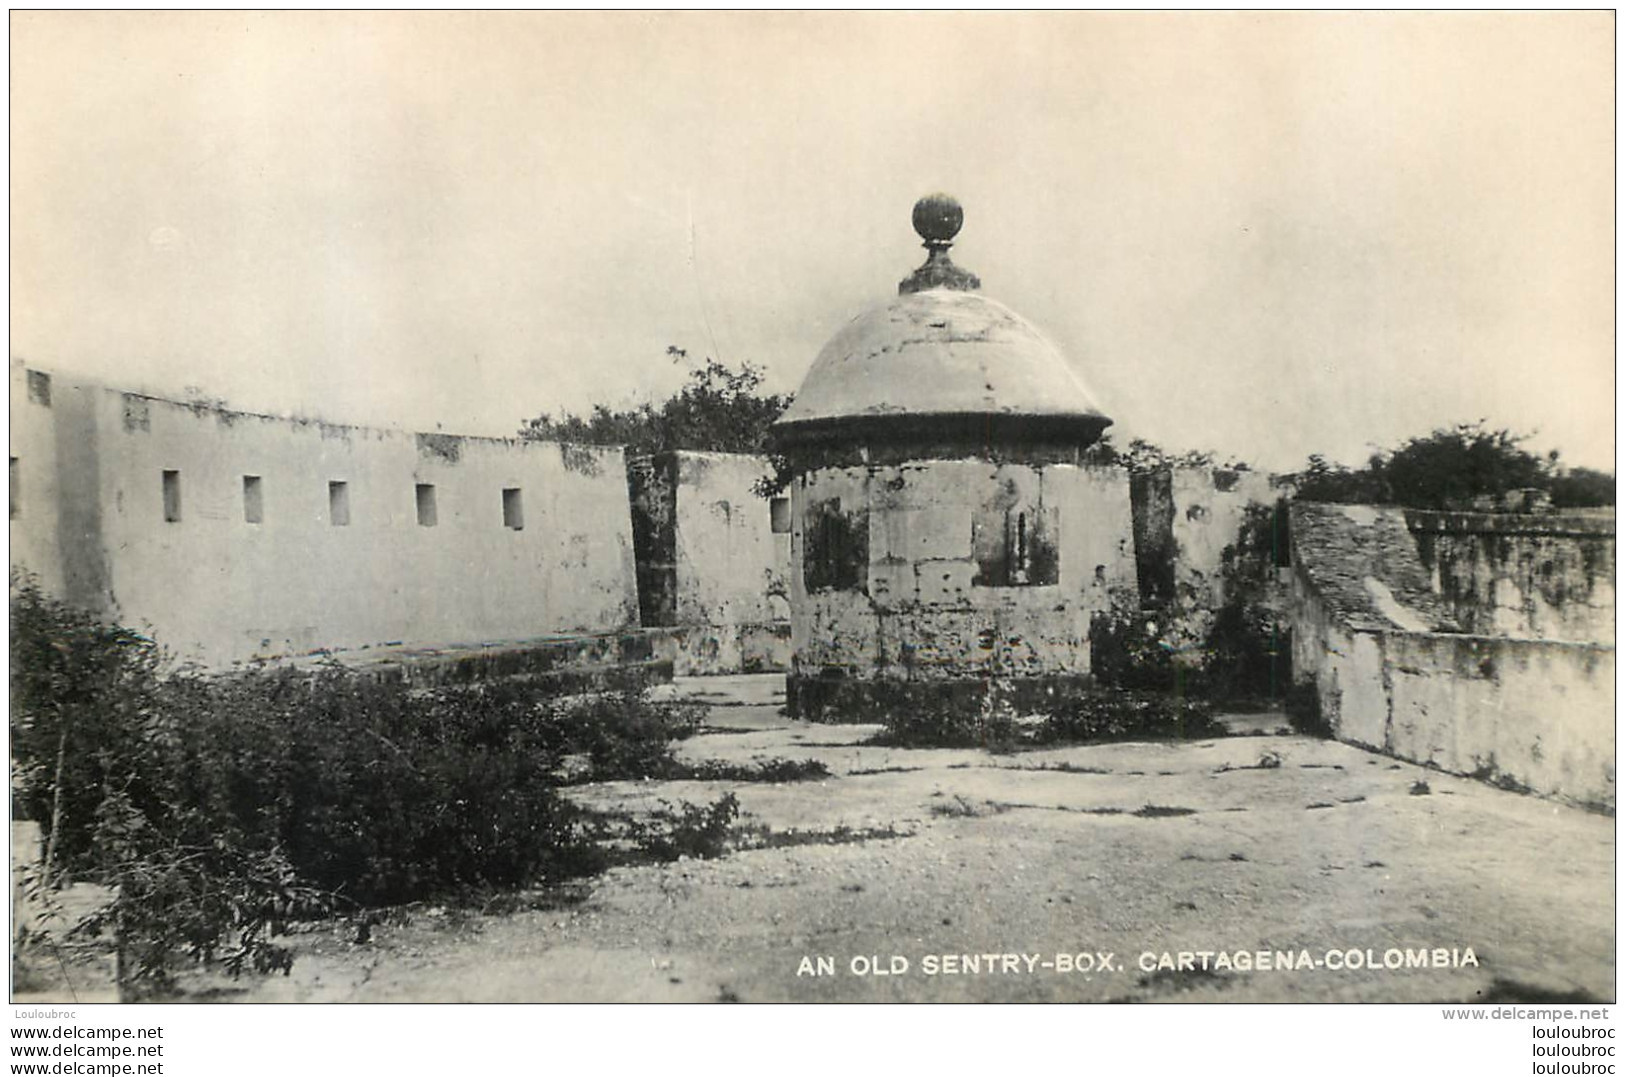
[10,11,1615,472]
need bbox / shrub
[1291,423,1613,511]
[1035,690,1221,745]
[1089,609,1178,692]
[544,688,704,781]
[9,575,166,878]
[9,579,348,993]
[1196,501,1292,704]
[66,791,335,995]
[676,758,831,782]
[869,677,1220,750]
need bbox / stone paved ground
[14,674,1615,1004]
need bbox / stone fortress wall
[1407,509,1614,644]
[9,363,641,669]
[1130,464,1290,640]
[1289,501,1615,810]
[626,450,793,676]
[13,358,1287,682]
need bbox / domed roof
[773,195,1112,448]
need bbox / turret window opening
[974,501,1057,588]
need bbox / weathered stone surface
[626,449,792,675]
[897,248,981,295]
[1406,509,1615,643]
[1289,502,1456,632]
[773,289,1110,443]
[785,460,1137,717]
[1290,500,1615,810]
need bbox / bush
[1089,610,1178,692]
[620,794,741,862]
[1197,501,1291,704]
[9,575,166,876]
[9,580,712,990]
[110,669,597,908]
[1035,690,1221,745]
[10,578,342,993]
[677,758,831,782]
[868,677,1219,750]
[66,791,334,993]
[868,682,1020,751]
[543,688,704,781]
[1291,423,1613,511]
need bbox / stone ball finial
[912,193,963,247]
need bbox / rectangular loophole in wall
[242,475,264,524]
[803,497,868,593]
[502,488,524,530]
[162,470,182,523]
[770,495,792,534]
[973,503,1058,587]
[416,483,437,527]
[328,481,350,526]
[122,394,151,432]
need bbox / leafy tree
[1379,424,1548,509]
[519,347,792,458]
[1291,422,1613,510]
[1289,452,1386,505]
[1551,467,1616,509]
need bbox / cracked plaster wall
[1407,510,1615,644]
[1290,501,1614,809]
[663,450,791,674]
[787,459,1137,685]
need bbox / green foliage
[1082,434,1249,474]
[519,348,792,460]
[867,683,1019,751]
[9,578,341,994]
[1201,501,1291,703]
[676,758,831,782]
[1551,467,1616,509]
[1292,422,1613,510]
[1381,424,1547,508]
[211,671,591,904]
[1290,452,1387,505]
[1088,608,1179,692]
[1200,599,1285,702]
[1090,500,1290,706]
[868,678,1219,749]
[544,688,705,782]
[9,581,726,991]
[66,793,332,995]
[1034,690,1221,745]
[9,574,165,873]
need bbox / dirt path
[18,675,1614,1003]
